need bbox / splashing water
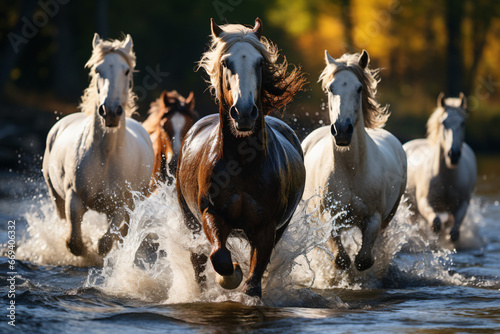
[12,177,488,307]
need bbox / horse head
[323,50,370,147]
[92,33,134,128]
[160,90,197,157]
[212,18,263,135]
[436,92,468,168]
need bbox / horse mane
[79,36,138,117]
[197,23,306,115]
[426,97,466,144]
[142,90,198,134]
[319,53,389,129]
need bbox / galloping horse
[43,34,154,256]
[143,90,198,188]
[302,50,407,271]
[176,18,306,297]
[404,93,477,242]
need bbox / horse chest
[427,178,462,211]
[207,162,284,228]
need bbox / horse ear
[161,91,171,107]
[253,18,263,40]
[437,92,446,108]
[211,18,223,38]
[123,34,133,54]
[459,92,467,111]
[92,33,101,49]
[186,91,195,110]
[359,50,369,69]
[325,50,340,66]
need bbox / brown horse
[176,18,307,297]
[143,90,198,189]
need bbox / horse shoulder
[365,128,407,219]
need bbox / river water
[0,156,499,333]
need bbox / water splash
[11,176,490,306]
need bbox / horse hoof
[355,254,374,271]
[335,252,351,270]
[98,236,113,256]
[450,229,460,242]
[210,248,233,276]
[66,239,86,256]
[432,217,441,233]
[243,283,262,298]
[216,263,243,289]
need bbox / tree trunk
[445,0,464,97]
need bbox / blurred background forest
[0,0,499,170]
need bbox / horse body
[302,50,407,271]
[143,90,197,188]
[404,93,477,242]
[43,34,154,256]
[177,18,306,297]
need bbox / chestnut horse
[143,90,198,188]
[176,18,306,297]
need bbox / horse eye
[357,86,362,94]
[125,69,130,76]
[221,59,227,68]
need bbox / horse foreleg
[355,213,381,271]
[98,210,129,256]
[202,209,233,274]
[243,224,276,297]
[331,229,351,270]
[417,196,441,233]
[450,201,469,242]
[65,192,86,256]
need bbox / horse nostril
[230,106,239,120]
[331,124,337,136]
[115,105,123,116]
[250,105,258,119]
[98,105,106,116]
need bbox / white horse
[42,34,154,257]
[404,93,477,242]
[302,50,407,271]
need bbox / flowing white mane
[79,36,137,117]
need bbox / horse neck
[218,103,267,163]
[90,108,126,155]
[332,121,367,175]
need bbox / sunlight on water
[11,177,490,307]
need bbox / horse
[302,50,407,271]
[404,93,477,242]
[42,34,154,257]
[142,90,198,189]
[176,18,306,297]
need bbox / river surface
[1,156,499,333]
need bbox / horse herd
[41,18,477,297]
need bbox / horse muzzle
[230,103,258,132]
[99,104,123,128]
[331,121,354,146]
